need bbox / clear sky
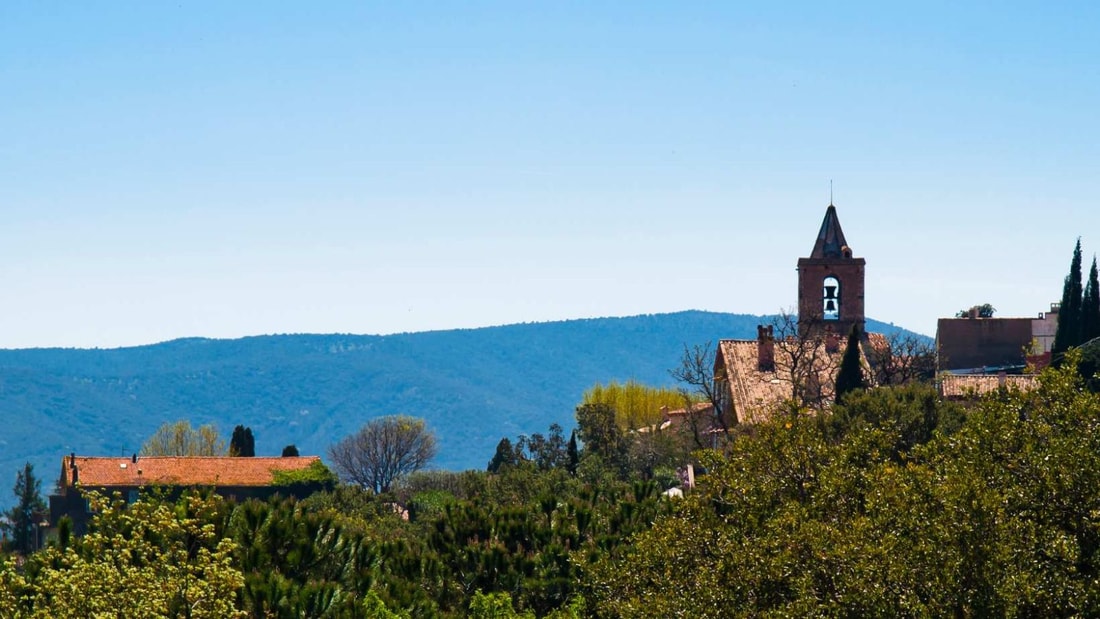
[1,2,1098,348]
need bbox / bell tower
[797,204,865,337]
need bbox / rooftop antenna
[829,180,834,206]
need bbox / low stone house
[50,453,328,534]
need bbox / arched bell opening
[823,276,840,321]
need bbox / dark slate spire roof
[809,204,850,259]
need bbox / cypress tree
[835,325,866,404]
[1083,256,1100,344]
[1053,239,1084,362]
[567,430,579,476]
[230,425,256,457]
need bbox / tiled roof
[718,340,799,424]
[664,402,715,418]
[60,455,321,489]
[938,374,1038,398]
[717,333,884,424]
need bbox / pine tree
[487,437,518,473]
[1083,256,1100,344]
[4,462,47,554]
[1053,239,1084,362]
[835,325,866,404]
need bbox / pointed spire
[809,204,851,259]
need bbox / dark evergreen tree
[1083,256,1100,344]
[834,325,866,404]
[281,444,300,457]
[487,437,518,473]
[1053,239,1084,362]
[230,424,256,457]
[4,462,47,554]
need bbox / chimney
[757,325,775,371]
[969,306,979,319]
[71,466,78,485]
[998,371,1007,388]
[132,453,137,464]
[660,405,670,422]
[70,452,76,469]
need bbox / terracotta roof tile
[60,455,321,489]
[717,334,882,424]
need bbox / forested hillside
[0,311,919,493]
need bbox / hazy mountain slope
[0,311,923,498]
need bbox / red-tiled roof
[60,455,321,489]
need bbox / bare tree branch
[328,415,437,493]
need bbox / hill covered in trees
[0,311,921,493]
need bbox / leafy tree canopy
[955,303,996,318]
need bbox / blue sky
[1,2,1098,348]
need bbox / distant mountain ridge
[0,311,924,502]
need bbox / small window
[823,276,840,320]
[127,490,139,504]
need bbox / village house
[713,204,885,424]
[936,304,1058,374]
[50,453,328,534]
[934,304,1053,398]
[709,202,1044,417]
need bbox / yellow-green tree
[141,419,227,456]
[581,380,692,430]
[7,492,244,618]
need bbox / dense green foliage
[4,357,1099,615]
[270,459,339,487]
[0,311,919,503]
[588,358,1100,617]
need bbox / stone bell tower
[797,204,865,337]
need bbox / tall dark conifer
[1083,256,1100,344]
[567,430,579,476]
[1053,239,1084,362]
[230,425,256,457]
[835,325,866,404]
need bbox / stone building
[715,204,881,424]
